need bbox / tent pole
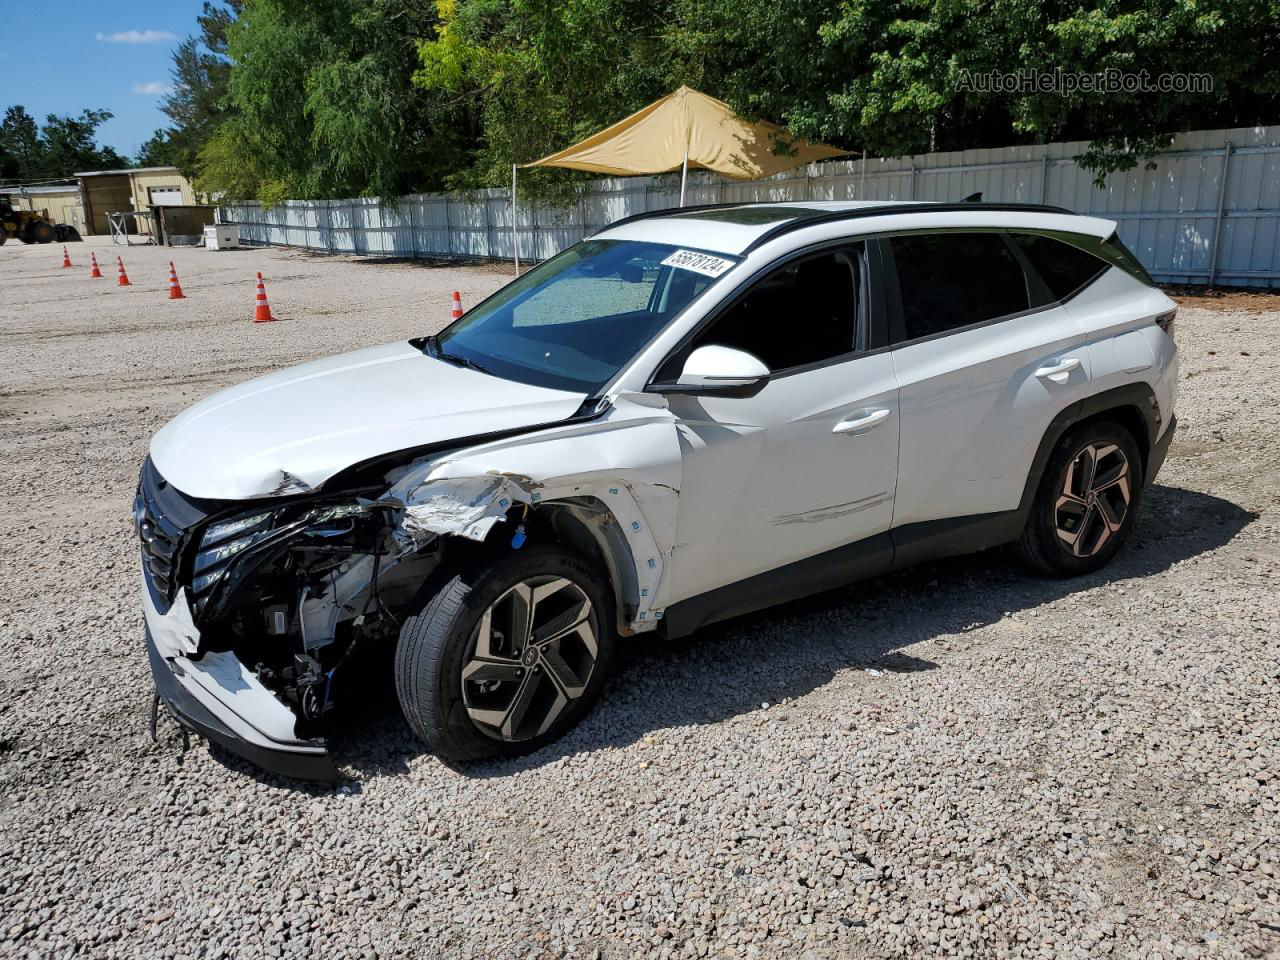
[511,164,520,277]
[679,147,689,208]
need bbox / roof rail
[741,201,1077,252]
[592,199,1079,247]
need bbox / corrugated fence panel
[218,126,1280,286]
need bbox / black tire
[1014,419,1144,577]
[27,220,56,244]
[395,546,615,762]
[54,224,82,242]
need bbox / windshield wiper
[422,335,494,376]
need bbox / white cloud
[96,29,177,44]
[133,82,175,96]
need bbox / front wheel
[27,220,56,244]
[395,546,615,762]
[1014,420,1144,577]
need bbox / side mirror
[650,345,770,397]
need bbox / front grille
[135,458,214,614]
[136,493,183,608]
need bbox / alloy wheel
[1054,442,1133,557]
[460,576,598,742]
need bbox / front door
[656,245,900,607]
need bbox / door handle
[833,408,891,435]
[1034,357,1081,383]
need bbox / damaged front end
[138,458,442,782]
[139,392,683,781]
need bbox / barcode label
[660,249,736,278]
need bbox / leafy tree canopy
[0,106,127,183]
[175,0,1280,200]
[192,0,469,203]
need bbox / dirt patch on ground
[1168,286,1280,312]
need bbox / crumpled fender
[382,396,681,631]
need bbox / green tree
[38,110,128,175]
[185,0,1280,202]
[136,129,182,167]
[197,0,468,203]
[413,0,678,194]
[669,0,1280,177]
[415,0,1280,186]
[1,106,126,181]
[142,2,242,179]
[0,106,43,181]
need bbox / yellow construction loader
[0,193,80,245]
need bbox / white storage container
[204,225,241,250]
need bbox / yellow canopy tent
[511,86,849,271]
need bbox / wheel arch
[540,499,640,636]
[400,489,662,638]
[379,406,684,634]
[1019,382,1163,518]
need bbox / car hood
[149,341,587,500]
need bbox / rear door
[883,231,1094,530]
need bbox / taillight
[1155,309,1176,339]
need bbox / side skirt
[660,533,893,639]
[660,510,1023,640]
[888,511,1023,571]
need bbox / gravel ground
[0,237,1277,959]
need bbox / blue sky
[0,0,209,160]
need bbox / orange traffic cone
[167,261,185,300]
[450,290,464,321]
[89,252,103,279]
[116,256,132,286]
[253,272,275,322]
[61,245,72,268]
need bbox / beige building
[73,166,202,235]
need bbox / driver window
[672,245,863,376]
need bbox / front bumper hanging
[146,628,340,784]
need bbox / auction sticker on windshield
[660,249,736,278]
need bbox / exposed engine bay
[137,458,446,739]
[194,501,440,738]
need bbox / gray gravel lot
[0,238,1277,959]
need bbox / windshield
[433,239,735,392]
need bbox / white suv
[138,201,1177,780]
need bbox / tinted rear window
[1010,233,1109,301]
[890,233,1030,342]
[1101,233,1156,286]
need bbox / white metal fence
[220,125,1280,287]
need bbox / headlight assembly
[190,500,375,612]
[201,511,274,546]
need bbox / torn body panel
[143,563,338,781]
[385,395,683,629]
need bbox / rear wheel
[395,546,614,762]
[1014,420,1143,576]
